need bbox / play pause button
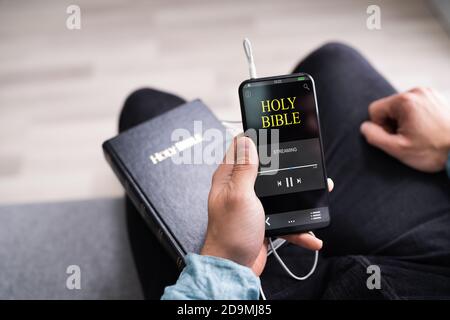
[276,177,303,188]
[286,177,293,187]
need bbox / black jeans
[118,43,450,300]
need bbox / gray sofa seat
[0,198,143,299]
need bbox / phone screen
[239,74,330,235]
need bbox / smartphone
[238,73,330,236]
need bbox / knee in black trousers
[294,42,371,75]
[119,88,186,133]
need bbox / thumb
[230,136,259,191]
[360,121,402,157]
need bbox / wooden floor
[0,0,449,204]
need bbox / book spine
[103,142,186,271]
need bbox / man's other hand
[361,87,450,172]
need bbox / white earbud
[243,38,257,79]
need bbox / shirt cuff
[161,253,260,300]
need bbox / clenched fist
[361,87,450,172]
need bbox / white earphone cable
[260,232,319,300]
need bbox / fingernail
[316,238,323,249]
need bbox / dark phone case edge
[238,72,331,237]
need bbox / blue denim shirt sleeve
[161,253,260,300]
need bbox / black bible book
[103,100,230,269]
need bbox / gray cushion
[0,198,143,299]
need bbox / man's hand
[361,87,450,172]
[201,136,328,276]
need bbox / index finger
[368,93,402,125]
[281,233,323,251]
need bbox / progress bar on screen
[258,163,317,175]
